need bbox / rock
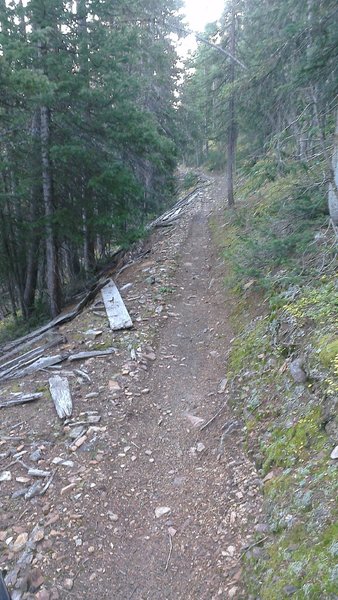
[29,449,42,462]
[27,568,44,592]
[288,358,307,383]
[51,457,74,467]
[5,566,20,587]
[87,415,101,424]
[30,525,45,544]
[11,591,24,600]
[330,445,338,459]
[254,523,270,534]
[168,527,177,537]
[0,471,12,482]
[108,512,119,522]
[71,435,87,450]
[63,578,74,591]
[68,426,86,440]
[35,589,51,600]
[84,329,103,337]
[12,532,29,553]
[16,477,31,484]
[144,352,156,361]
[155,506,171,519]
[263,470,275,483]
[17,549,34,567]
[283,585,298,596]
[184,413,204,428]
[88,546,95,554]
[228,587,238,599]
[24,482,42,500]
[196,442,205,453]
[108,380,121,392]
[218,378,228,394]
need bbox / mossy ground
[212,164,338,599]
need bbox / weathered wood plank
[68,349,116,361]
[101,280,133,331]
[0,393,44,410]
[0,345,45,373]
[49,376,73,419]
[0,280,110,357]
[2,354,66,382]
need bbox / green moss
[283,279,338,325]
[262,407,327,473]
[318,338,338,368]
[227,320,268,376]
[35,384,48,393]
[91,340,114,351]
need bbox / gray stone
[283,585,298,596]
[29,449,42,463]
[289,359,307,383]
[330,445,338,459]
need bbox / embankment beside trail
[211,169,338,599]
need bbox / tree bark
[23,111,41,318]
[78,0,95,275]
[40,105,61,318]
[328,110,338,226]
[226,1,237,208]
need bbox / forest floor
[0,175,266,600]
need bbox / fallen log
[0,393,44,410]
[68,348,116,361]
[0,280,110,357]
[0,335,65,379]
[0,332,65,365]
[49,375,73,419]
[147,185,207,230]
[1,354,66,382]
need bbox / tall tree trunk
[23,111,41,318]
[328,110,338,226]
[226,2,237,208]
[78,0,95,275]
[40,106,61,318]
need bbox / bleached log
[0,280,110,356]
[0,393,44,410]
[68,348,116,361]
[1,355,66,381]
[101,280,133,330]
[49,375,73,419]
[0,345,44,373]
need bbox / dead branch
[200,401,228,432]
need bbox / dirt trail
[0,176,263,600]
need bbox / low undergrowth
[213,160,338,599]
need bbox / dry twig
[240,536,269,559]
[200,401,227,432]
[165,532,174,572]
